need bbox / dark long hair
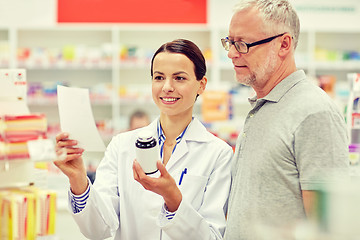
[150,39,206,81]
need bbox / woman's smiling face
[152,52,206,118]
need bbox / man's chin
[236,75,254,87]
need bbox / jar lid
[137,129,154,142]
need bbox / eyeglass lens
[222,39,247,53]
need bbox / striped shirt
[69,183,90,213]
[70,119,190,221]
[157,120,189,159]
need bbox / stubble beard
[236,47,277,88]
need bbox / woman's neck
[160,114,192,141]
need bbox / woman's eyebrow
[173,71,188,76]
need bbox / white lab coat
[70,117,233,240]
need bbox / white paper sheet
[57,85,106,152]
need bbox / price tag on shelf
[27,138,56,162]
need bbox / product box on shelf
[0,114,47,160]
[0,113,54,189]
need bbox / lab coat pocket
[179,174,208,210]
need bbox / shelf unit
[0,74,58,239]
[0,25,359,137]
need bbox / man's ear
[279,34,293,57]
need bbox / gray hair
[233,0,300,49]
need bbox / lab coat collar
[145,117,211,171]
[146,116,210,143]
[182,117,211,143]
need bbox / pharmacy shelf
[1,26,360,134]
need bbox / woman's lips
[160,97,180,104]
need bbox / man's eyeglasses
[221,33,286,54]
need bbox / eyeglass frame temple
[222,32,287,53]
[246,33,286,49]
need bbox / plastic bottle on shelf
[349,144,360,166]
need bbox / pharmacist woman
[54,39,233,240]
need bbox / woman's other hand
[133,160,182,212]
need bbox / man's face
[228,7,279,89]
